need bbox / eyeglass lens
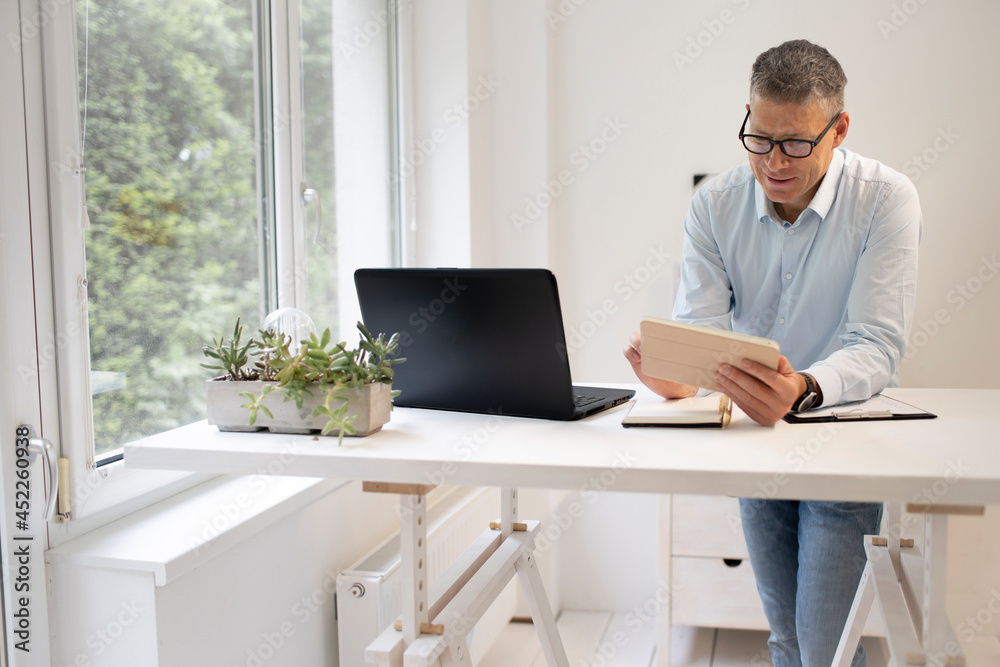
[743,136,814,157]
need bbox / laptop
[354,268,635,420]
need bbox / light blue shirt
[672,147,922,407]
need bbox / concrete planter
[206,379,392,437]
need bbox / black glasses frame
[738,109,842,158]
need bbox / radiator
[336,486,519,666]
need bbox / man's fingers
[717,363,790,426]
[776,355,794,374]
[717,381,767,425]
[624,333,646,371]
[738,357,783,384]
[623,344,640,366]
[717,369,768,416]
[718,363,767,396]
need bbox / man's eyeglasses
[738,109,842,158]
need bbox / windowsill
[45,474,349,586]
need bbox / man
[624,40,921,667]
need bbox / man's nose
[766,146,790,170]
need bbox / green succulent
[204,320,404,444]
[200,318,259,381]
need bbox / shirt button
[785,272,793,280]
[788,229,795,235]
[779,317,786,325]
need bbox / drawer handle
[723,558,742,568]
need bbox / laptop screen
[354,268,578,419]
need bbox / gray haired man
[625,40,921,666]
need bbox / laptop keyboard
[573,394,604,408]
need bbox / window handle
[27,436,59,523]
[301,183,323,245]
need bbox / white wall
[412,0,1000,388]
[409,0,1000,634]
[542,0,1000,389]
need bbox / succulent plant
[203,320,404,443]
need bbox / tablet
[639,316,781,392]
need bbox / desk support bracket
[363,483,569,667]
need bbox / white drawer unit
[658,495,884,666]
[671,494,749,559]
[671,554,768,630]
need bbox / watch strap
[792,372,819,412]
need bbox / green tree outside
[81,0,262,452]
[79,0,338,454]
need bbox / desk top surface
[124,387,1000,505]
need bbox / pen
[832,410,893,420]
[719,395,733,427]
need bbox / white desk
[125,387,1000,666]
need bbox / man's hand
[623,332,698,400]
[715,355,806,426]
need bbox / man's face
[744,96,848,221]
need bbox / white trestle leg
[363,483,569,667]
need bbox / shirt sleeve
[671,188,735,330]
[806,177,922,407]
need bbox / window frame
[1,2,57,663]
[32,0,402,543]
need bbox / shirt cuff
[805,365,843,408]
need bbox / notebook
[622,394,733,428]
[354,268,635,420]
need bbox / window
[79,0,266,460]
[37,0,400,530]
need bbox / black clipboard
[782,393,937,423]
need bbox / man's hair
[749,40,846,118]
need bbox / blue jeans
[739,499,882,667]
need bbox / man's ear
[831,112,850,148]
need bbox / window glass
[79,0,264,458]
[300,0,339,335]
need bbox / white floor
[476,612,892,667]
[477,613,1000,666]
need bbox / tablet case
[640,317,781,392]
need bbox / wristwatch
[792,372,820,413]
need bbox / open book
[622,394,733,428]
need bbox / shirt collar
[755,147,846,225]
[807,147,844,221]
